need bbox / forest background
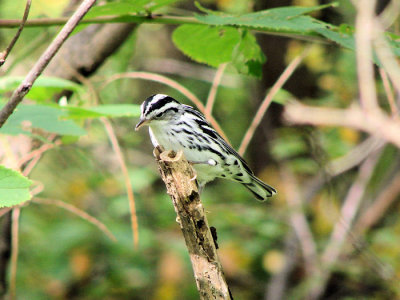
[0,0,400,299]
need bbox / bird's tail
[242,175,276,202]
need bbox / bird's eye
[156,112,163,118]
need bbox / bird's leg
[190,170,197,182]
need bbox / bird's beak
[135,118,148,131]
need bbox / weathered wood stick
[154,147,232,300]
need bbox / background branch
[0,0,31,66]
[284,102,400,149]
[238,46,310,155]
[307,150,382,300]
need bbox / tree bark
[154,147,232,300]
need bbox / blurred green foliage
[1,0,400,299]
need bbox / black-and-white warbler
[135,94,277,201]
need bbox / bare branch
[0,0,32,67]
[354,171,400,235]
[280,165,318,276]
[284,102,400,149]
[378,68,398,117]
[307,151,381,300]
[9,208,20,300]
[327,136,385,176]
[355,0,379,111]
[0,0,98,128]
[18,139,60,167]
[238,46,310,156]
[142,58,240,87]
[205,63,227,116]
[101,118,139,248]
[373,22,400,96]
[154,148,232,299]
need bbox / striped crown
[141,94,180,120]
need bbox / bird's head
[135,94,182,131]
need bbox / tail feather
[242,175,276,202]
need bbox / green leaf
[195,4,334,33]
[173,25,240,67]
[232,30,266,78]
[85,0,178,18]
[0,104,86,136]
[62,104,141,119]
[314,25,355,51]
[0,166,32,208]
[0,76,83,102]
[86,1,148,18]
[271,89,295,105]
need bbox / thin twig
[323,152,380,265]
[0,208,11,219]
[265,232,299,300]
[33,197,117,242]
[373,21,400,96]
[354,171,400,235]
[238,46,311,155]
[0,0,32,67]
[205,63,227,116]
[378,68,398,117]
[0,15,201,28]
[103,72,230,143]
[9,207,20,300]
[308,150,381,299]
[355,0,379,112]
[327,136,385,176]
[30,181,44,197]
[0,0,98,128]
[101,118,138,248]
[280,165,319,276]
[20,135,57,176]
[142,58,240,87]
[18,139,60,167]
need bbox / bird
[135,94,277,201]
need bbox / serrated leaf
[62,104,141,119]
[0,166,32,208]
[0,104,86,136]
[173,25,266,76]
[173,25,240,67]
[232,30,266,78]
[0,76,83,101]
[195,4,333,33]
